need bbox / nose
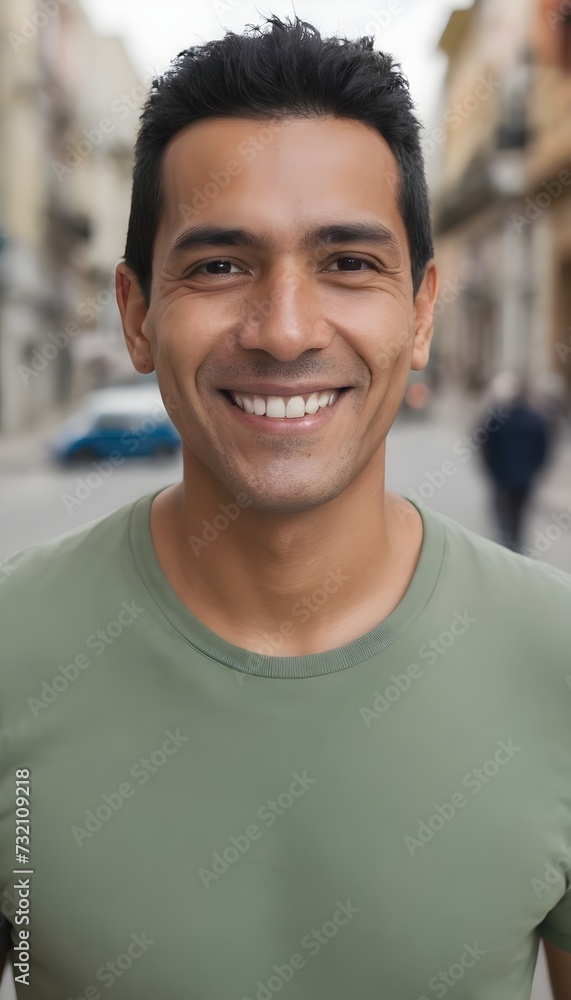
[236,264,335,362]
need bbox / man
[1,17,570,999]
[479,372,552,552]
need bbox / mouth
[220,388,350,419]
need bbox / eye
[326,256,378,272]
[189,259,245,276]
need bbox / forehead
[156,116,406,247]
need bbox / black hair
[124,15,434,302]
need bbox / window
[92,414,134,432]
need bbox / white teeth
[285,396,306,419]
[230,389,342,418]
[266,396,286,418]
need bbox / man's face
[122,116,437,513]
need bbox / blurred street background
[1,0,571,996]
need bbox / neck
[151,445,422,656]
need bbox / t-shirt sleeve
[539,884,571,953]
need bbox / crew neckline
[128,486,447,679]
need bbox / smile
[227,389,345,419]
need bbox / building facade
[433,0,571,402]
[0,0,144,433]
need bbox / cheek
[353,299,414,379]
[152,297,214,372]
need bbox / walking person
[480,372,553,551]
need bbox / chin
[235,478,348,516]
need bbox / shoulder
[0,492,156,710]
[0,493,145,610]
[423,502,571,609]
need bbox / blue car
[48,387,181,463]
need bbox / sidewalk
[0,405,73,474]
[525,428,571,572]
[430,385,571,566]
[535,428,571,513]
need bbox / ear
[115,262,154,374]
[411,260,438,372]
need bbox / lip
[220,385,348,397]
[219,387,349,434]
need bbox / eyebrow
[167,226,274,257]
[166,222,402,260]
[303,223,401,257]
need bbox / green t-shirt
[1,486,570,1000]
